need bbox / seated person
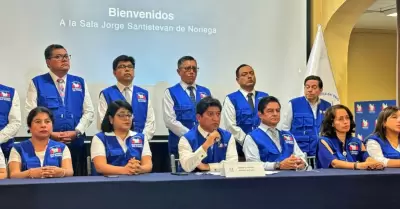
[243,96,307,170]
[0,148,6,179]
[366,106,400,168]
[9,107,73,178]
[178,96,238,172]
[317,104,383,169]
[91,100,152,175]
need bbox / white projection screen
[0,0,307,137]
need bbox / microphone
[170,154,176,173]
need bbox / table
[0,169,399,209]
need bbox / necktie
[187,86,196,104]
[247,93,254,111]
[123,87,132,105]
[56,78,65,101]
[268,128,281,152]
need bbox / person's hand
[202,130,221,151]
[196,163,210,171]
[41,166,65,178]
[279,155,298,170]
[294,157,306,170]
[122,158,141,175]
[50,132,63,141]
[29,167,44,178]
[63,131,77,140]
[359,160,384,170]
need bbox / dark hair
[320,104,355,138]
[258,96,281,114]
[27,107,54,131]
[235,64,250,78]
[101,100,133,132]
[177,56,196,68]
[112,55,135,71]
[196,96,222,116]
[44,44,65,59]
[304,75,323,89]
[373,106,400,140]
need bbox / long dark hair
[101,100,133,132]
[320,104,355,138]
[373,106,400,141]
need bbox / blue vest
[249,128,295,162]
[92,132,145,175]
[32,73,85,147]
[14,139,65,171]
[101,85,148,133]
[365,134,400,159]
[289,96,331,156]
[0,84,15,158]
[317,136,366,168]
[227,90,269,134]
[184,127,231,164]
[167,83,211,156]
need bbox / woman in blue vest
[366,106,400,168]
[91,100,152,175]
[317,104,383,169]
[8,107,74,178]
[0,148,6,179]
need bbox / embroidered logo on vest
[131,136,143,148]
[49,147,63,158]
[283,134,294,144]
[72,81,82,92]
[0,91,11,102]
[199,92,208,99]
[348,142,359,155]
[136,93,147,102]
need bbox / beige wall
[347,29,396,111]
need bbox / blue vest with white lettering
[0,84,15,158]
[13,139,65,171]
[289,96,331,156]
[184,127,231,164]
[101,85,148,133]
[92,132,145,175]
[32,73,85,148]
[365,134,400,159]
[227,90,269,134]
[317,136,366,168]
[167,83,211,156]
[249,128,295,162]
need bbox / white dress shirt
[243,123,306,170]
[97,82,156,140]
[162,81,199,137]
[0,148,5,169]
[90,130,152,160]
[280,97,321,131]
[366,140,400,167]
[178,125,238,172]
[0,90,21,144]
[25,71,95,134]
[8,144,71,167]
[220,88,256,145]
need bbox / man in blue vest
[162,56,211,157]
[25,44,94,175]
[280,75,331,157]
[243,96,307,170]
[98,55,155,140]
[178,96,238,172]
[221,64,268,161]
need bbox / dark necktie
[187,86,196,104]
[247,93,254,110]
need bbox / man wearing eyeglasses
[220,64,268,161]
[162,56,211,157]
[280,75,331,158]
[98,55,155,140]
[25,44,94,176]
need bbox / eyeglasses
[49,54,71,61]
[117,65,134,69]
[116,113,133,119]
[180,66,199,72]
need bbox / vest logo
[348,142,359,155]
[319,110,326,115]
[357,134,363,141]
[282,134,294,144]
[362,120,369,129]
[218,143,228,148]
[368,104,375,114]
[136,93,147,102]
[381,103,388,110]
[199,92,208,99]
[356,104,363,114]
[72,82,82,92]
[131,136,143,148]
[0,91,11,102]
[49,147,63,158]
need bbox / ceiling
[355,0,397,30]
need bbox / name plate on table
[221,162,265,178]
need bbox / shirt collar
[116,82,133,92]
[49,71,67,83]
[104,130,137,140]
[239,88,256,97]
[305,96,321,106]
[197,125,210,138]
[180,81,196,90]
[259,123,278,133]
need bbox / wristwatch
[75,130,83,138]
[274,161,281,170]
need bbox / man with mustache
[220,64,268,161]
[98,55,155,141]
[25,44,94,175]
[163,56,211,157]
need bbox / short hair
[373,106,400,141]
[235,64,250,78]
[112,55,135,71]
[177,56,196,68]
[27,106,54,129]
[320,104,356,138]
[304,75,323,89]
[44,44,65,59]
[196,96,222,116]
[258,96,281,114]
[101,100,133,132]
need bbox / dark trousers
[67,144,87,176]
